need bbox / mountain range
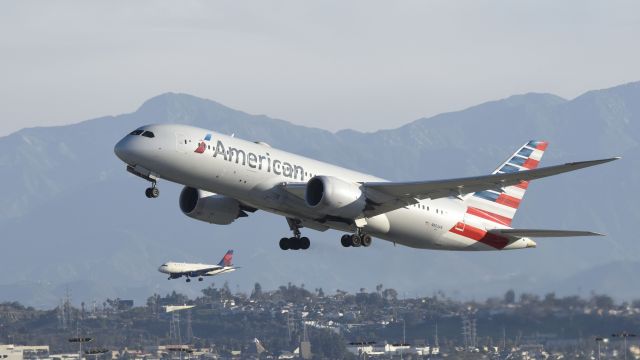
[0,81,638,307]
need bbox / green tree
[251,282,263,300]
[504,289,515,304]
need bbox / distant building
[0,345,50,360]
[116,300,134,311]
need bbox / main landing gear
[279,236,310,251]
[280,218,311,251]
[340,230,372,248]
[144,182,160,198]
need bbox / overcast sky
[1,0,639,136]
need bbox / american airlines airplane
[114,124,618,251]
[159,250,237,282]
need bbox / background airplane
[114,124,618,252]
[158,250,237,282]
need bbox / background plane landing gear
[145,182,159,198]
[186,278,191,283]
[198,277,204,282]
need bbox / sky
[1,0,639,137]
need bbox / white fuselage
[115,124,534,251]
[159,262,236,277]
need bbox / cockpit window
[129,129,144,136]
[141,131,155,138]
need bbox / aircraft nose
[114,137,134,164]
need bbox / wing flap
[489,229,604,238]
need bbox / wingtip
[600,157,621,163]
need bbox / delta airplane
[159,250,237,282]
[114,124,618,251]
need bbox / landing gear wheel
[300,237,310,250]
[186,278,191,283]
[289,237,301,250]
[198,277,203,282]
[145,186,159,198]
[361,234,372,247]
[341,234,352,247]
[350,234,362,247]
[279,237,290,250]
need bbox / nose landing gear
[145,181,159,198]
[126,165,160,199]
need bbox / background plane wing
[361,157,618,217]
[173,266,222,276]
[489,229,604,237]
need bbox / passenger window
[129,130,144,136]
[141,131,155,138]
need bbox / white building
[0,345,50,360]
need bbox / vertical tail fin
[218,250,234,267]
[464,140,548,227]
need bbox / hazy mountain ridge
[0,82,638,307]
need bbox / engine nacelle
[179,187,245,225]
[305,176,366,219]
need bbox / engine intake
[179,187,246,225]
[305,176,366,219]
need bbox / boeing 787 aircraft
[114,124,618,251]
[159,250,237,282]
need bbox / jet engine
[305,176,366,219]
[179,187,247,225]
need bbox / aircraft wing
[361,157,619,217]
[281,157,618,218]
[174,266,222,276]
[489,229,604,237]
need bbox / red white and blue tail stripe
[464,140,548,227]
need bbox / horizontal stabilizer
[489,229,604,238]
